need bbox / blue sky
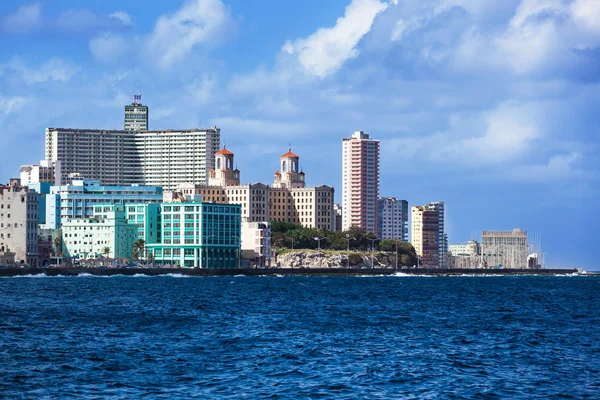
[0,0,599,270]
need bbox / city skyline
[0,0,598,270]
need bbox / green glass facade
[147,202,241,268]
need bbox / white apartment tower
[377,197,408,241]
[124,94,149,131]
[45,127,220,189]
[342,131,380,233]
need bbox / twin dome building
[174,146,334,230]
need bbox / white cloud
[109,11,132,27]
[0,3,42,34]
[146,0,234,68]
[506,152,586,182]
[0,57,79,84]
[0,96,27,116]
[89,33,131,63]
[281,0,390,77]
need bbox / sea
[1,274,599,399]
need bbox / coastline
[0,267,581,277]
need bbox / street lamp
[285,236,295,251]
[368,238,376,269]
[395,239,399,269]
[314,236,321,251]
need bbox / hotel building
[45,127,220,189]
[342,131,380,233]
[411,205,440,268]
[172,147,335,230]
[124,94,148,131]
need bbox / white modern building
[377,197,408,241]
[241,221,271,267]
[482,229,528,269]
[62,205,138,260]
[448,240,480,268]
[0,180,39,266]
[20,160,62,186]
[44,180,163,230]
[45,127,220,189]
[342,131,380,233]
[124,94,148,131]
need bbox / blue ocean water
[1,275,599,399]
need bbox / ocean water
[1,275,599,399]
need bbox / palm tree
[102,246,111,258]
[133,239,146,261]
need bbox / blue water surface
[1,275,599,399]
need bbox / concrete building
[124,94,148,131]
[124,203,162,245]
[44,180,163,230]
[62,205,138,260]
[411,205,439,268]
[342,131,380,233]
[377,197,408,241]
[45,127,220,189]
[424,201,447,268]
[482,229,528,269]
[20,160,62,186]
[173,147,335,230]
[448,240,480,268]
[241,221,271,267]
[333,204,342,232]
[147,202,241,268]
[0,180,39,266]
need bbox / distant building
[0,180,39,266]
[147,202,242,268]
[425,201,447,268]
[411,205,439,268]
[377,197,408,241]
[44,180,163,229]
[342,131,380,233]
[62,205,138,260]
[242,221,271,267]
[124,94,148,131]
[20,160,62,186]
[333,204,343,232]
[45,127,220,189]
[448,240,480,269]
[124,203,162,245]
[482,229,528,269]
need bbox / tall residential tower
[124,94,148,131]
[342,131,380,233]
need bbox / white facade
[482,229,528,269]
[0,181,39,266]
[378,197,408,241]
[20,160,62,186]
[241,221,271,266]
[449,240,479,257]
[124,96,148,131]
[342,131,380,232]
[45,127,220,189]
[62,205,138,260]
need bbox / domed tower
[273,146,305,188]
[208,145,240,187]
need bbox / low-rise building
[0,180,39,266]
[482,229,528,268]
[19,160,62,186]
[124,203,162,244]
[62,205,138,260]
[448,240,480,269]
[44,180,163,229]
[242,221,271,267]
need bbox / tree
[133,239,146,261]
[102,246,111,258]
[53,235,62,256]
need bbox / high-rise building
[377,197,408,241]
[45,127,220,189]
[425,201,447,268]
[124,94,148,131]
[481,229,528,269]
[0,180,39,266]
[411,205,439,268]
[342,131,380,233]
[171,147,335,230]
[333,204,343,232]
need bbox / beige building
[45,127,220,189]
[482,229,528,269]
[172,147,334,230]
[0,179,39,266]
[241,221,271,267]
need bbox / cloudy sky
[0,0,598,269]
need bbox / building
[424,201,447,268]
[147,202,241,268]
[411,205,439,268]
[44,180,163,230]
[448,240,480,269]
[481,229,528,269]
[20,160,62,186]
[124,203,162,244]
[124,94,148,131]
[0,180,39,266]
[45,127,220,189]
[377,197,408,241]
[62,205,138,260]
[173,147,335,230]
[333,204,342,232]
[342,131,380,233]
[241,221,271,267]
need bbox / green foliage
[348,253,363,266]
[377,239,418,267]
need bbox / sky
[0,0,599,270]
